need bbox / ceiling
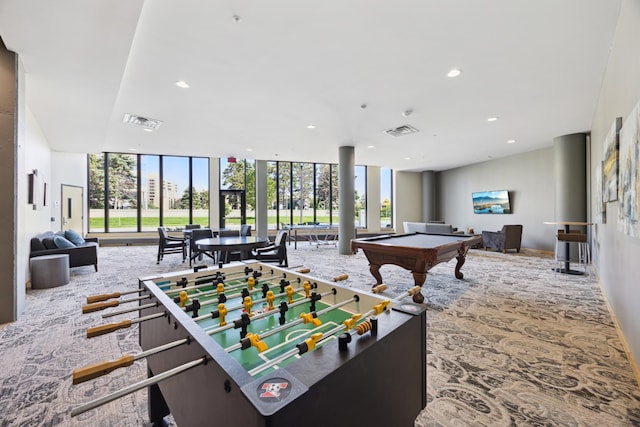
[0,0,622,172]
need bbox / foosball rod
[161,269,281,296]
[372,284,422,301]
[203,287,335,336]
[86,289,145,304]
[85,312,167,338]
[70,356,206,417]
[102,301,158,318]
[162,269,266,295]
[82,294,151,314]
[190,278,313,321]
[223,295,357,353]
[246,302,386,378]
[72,336,190,384]
[165,271,280,300]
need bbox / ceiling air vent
[384,124,419,137]
[123,113,163,130]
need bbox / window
[355,165,366,228]
[108,153,138,231]
[380,167,393,229]
[88,153,209,232]
[140,155,160,231]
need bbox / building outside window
[380,167,393,229]
[88,153,209,232]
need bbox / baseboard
[594,269,640,388]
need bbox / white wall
[438,148,557,251]
[22,107,55,286]
[50,151,88,232]
[394,171,422,229]
[589,0,640,371]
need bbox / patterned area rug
[1,242,639,426]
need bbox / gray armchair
[482,225,523,253]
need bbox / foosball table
[72,261,426,426]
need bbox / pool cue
[102,301,158,318]
[248,300,389,377]
[85,312,167,338]
[72,336,191,384]
[71,356,207,417]
[82,294,151,314]
[223,295,358,353]
[86,288,145,304]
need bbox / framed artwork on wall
[618,100,640,237]
[603,117,622,202]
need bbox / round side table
[30,254,70,289]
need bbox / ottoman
[30,254,70,289]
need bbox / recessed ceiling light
[507,139,516,144]
[405,157,411,160]
[447,68,462,78]
[175,80,190,89]
[247,148,253,152]
[487,117,499,122]
[307,124,316,129]
[367,145,375,149]
[143,128,153,132]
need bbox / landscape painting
[618,101,640,238]
[603,117,622,202]
[596,161,606,224]
[472,190,511,214]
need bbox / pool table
[350,232,482,303]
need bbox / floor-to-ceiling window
[140,155,160,231]
[108,153,138,231]
[88,153,209,232]
[380,167,393,229]
[220,158,255,229]
[355,165,366,228]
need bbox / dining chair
[157,227,187,264]
[189,228,215,266]
[252,230,288,267]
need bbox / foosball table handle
[72,355,135,385]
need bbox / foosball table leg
[148,368,170,426]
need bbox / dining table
[195,236,268,264]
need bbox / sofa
[402,221,464,235]
[30,231,99,271]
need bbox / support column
[553,133,587,261]
[255,160,268,239]
[338,146,355,255]
[209,158,220,228]
[421,171,436,222]
[554,133,587,222]
[0,37,18,322]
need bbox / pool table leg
[454,252,467,279]
[369,264,383,284]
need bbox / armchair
[252,230,288,267]
[482,225,523,253]
[157,227,187,264]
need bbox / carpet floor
[1,242,639,426]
